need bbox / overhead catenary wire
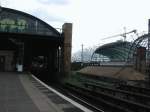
[102,29,137,41]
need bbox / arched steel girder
[105,50,126,60]
[91,41,133,61]
[96,47,130,54]
[93,51,113,60]
[130,34,149,51]
[95,47,131,60]
[92,50,125,61]
[100,50,124,59]
[127,34,150,60]
[95,42,131,53]
[99,47,128,59]
[113,46,131,53]
[99,49,126,60]
[107,47,129,58]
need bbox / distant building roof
[93,41,132,61]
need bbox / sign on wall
[0,7,60,37]
[0,18,27,32]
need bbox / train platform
[0,72,90,112]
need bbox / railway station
[0,7,72,81]
[1,6,150,112]
[0,7,86,112]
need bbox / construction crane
[102,29,137,41]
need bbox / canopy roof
[0,7,61,38]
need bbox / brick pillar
[135,47,146,74]
[62,23,72,76]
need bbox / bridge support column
[62,23,72,77]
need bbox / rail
[84,83,150,106]
[117,84,150,96]
[65,83,150,112]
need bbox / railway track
[64,84,129,112]
[31,74,150,112]
[84,83,150,106]
[65,82,150,112]
[117,84,150,96]
[49,83,105,112]
[31,74,104,112]
[65,90,105,112]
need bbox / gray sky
[1,0,150,53]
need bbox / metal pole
[148,34,150,86]
[0,0,2,12]
[81,44,84,66]
[148,20,150,86]
[123,27,126,41]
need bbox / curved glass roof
[0,7,61,37]
[92,41,133,61]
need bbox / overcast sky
[1,0,150,53]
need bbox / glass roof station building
[91,27,150,75]
[92,41,132,62]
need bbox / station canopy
[0,7,61,38]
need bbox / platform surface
[0,72,84,112]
